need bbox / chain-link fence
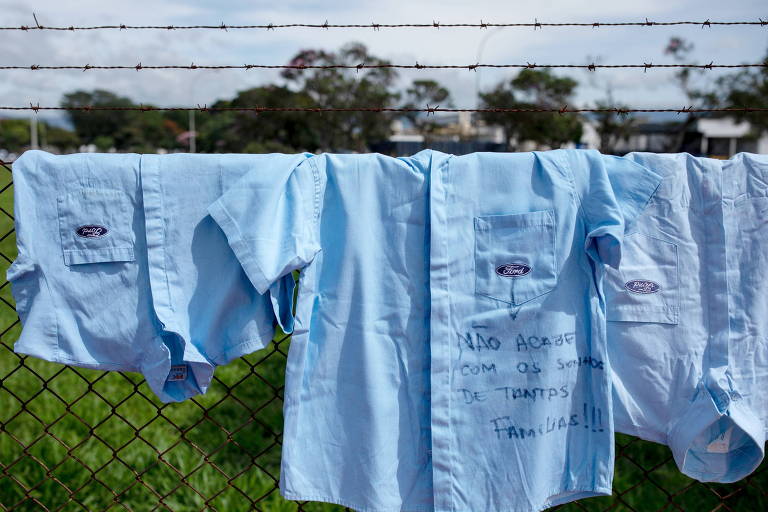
[0,158,765,512]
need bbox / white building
[587,116,768,156]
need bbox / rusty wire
[1,62,765,72]
[1,18,767,31]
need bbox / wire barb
[2,61,762,72]
[4,19,766,31]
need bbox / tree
[61,90,184,152]
[662,37,718,152]
[0,119,31,151]
[0,118,79,153]
[61,90,134,148]
[196,85,319,153]
[280,42,400,151]
[402,79,453,142]
[593,96,635,155]
[40,123,80,151]
[718,48,768,135]
[479,69,582,149]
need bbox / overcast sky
[1,0,766,125]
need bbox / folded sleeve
[565,150,662,268]
[208,157,324,295]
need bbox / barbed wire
[1,62,765,72]
[3,105,767,114]
[1,18,767,31]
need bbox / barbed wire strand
[2,18,767,31]
[2,62,766,72]
[4,105,767,114]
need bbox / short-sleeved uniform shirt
[9,151,304,402]
[607,152,768,483]
[209,149,661,511]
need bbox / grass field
[0,163,766,511]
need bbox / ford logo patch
[495,263,532,277]
[75,225,108,238]
[625,279,660,294]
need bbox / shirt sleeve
[208,156,324,295]
[564,150,662,269]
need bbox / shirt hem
[208,337,271,366]
[280,485,612,512]
[280,491,433,512]
[13,344,141,373]
[540,486,612,511]
[615,422,668,445]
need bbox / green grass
[0,164,766,511]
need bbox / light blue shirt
[8,150,306,402]
[209,149,661,511]
[606,152,767,483]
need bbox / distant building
[583,116,768,157]
[375,114,507,155]
[385,113,768,157]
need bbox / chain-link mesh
[0,158,765,512]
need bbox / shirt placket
[701,161,731,392]
[428,155,455,512]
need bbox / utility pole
[30,115,39,149]
[189,109,196,153]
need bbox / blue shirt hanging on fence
[208,149,661,512]
[607,152,768,483]
[8,151,305,402]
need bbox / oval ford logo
[495,263,532,277]
[75,225,108,238]
[625,279,660,294]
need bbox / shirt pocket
[605,232,679,324]
[474,209,557,306]
[57,188,136,266]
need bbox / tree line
[1,40,766,155]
